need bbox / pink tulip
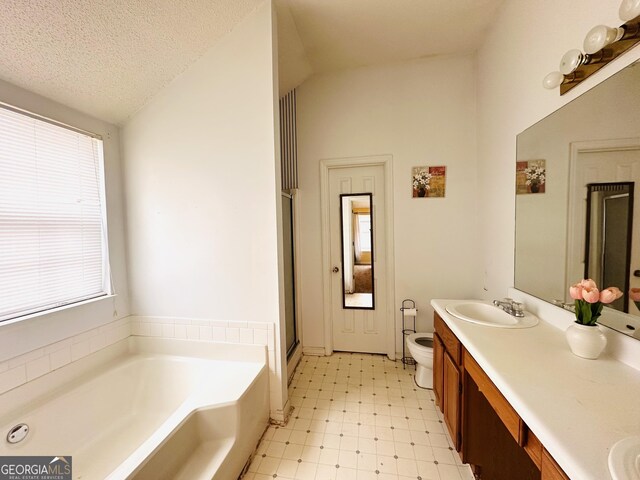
[630,288,640,302]
[569,283,583,300]
[599,287,623,304]
[580,278,597,290]
[582,287,600,303]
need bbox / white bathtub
[0,337,269,480]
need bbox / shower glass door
[282,192,298,358]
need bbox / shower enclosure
[281,192,298,358]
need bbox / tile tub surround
[129,316,273,348]
[432,299,640,480]
[245,353,473,480]
[0,317,131,395]
[0,314,285,421]
[129,315,288,422]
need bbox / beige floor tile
[247,353,474,480]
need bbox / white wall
[477,0,640,301]
[0,79,130,363]
[296,55,481,354]
[122,1,288,420]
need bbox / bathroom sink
[445,302,539,328]
[609,436,640,480]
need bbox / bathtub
[0,336,269,480]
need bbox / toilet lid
[415,337,433,348]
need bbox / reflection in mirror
[585,183,634,313]
[515,60,640,339]
[340,193,374,309]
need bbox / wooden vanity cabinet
[464,350,524,445]
[463,350,540,480]
[541,449,570,480]
[434,313,462,451]
[443,350,461,449]
[523,428,543,469]
[433,333,444,408]
[432,312,572,480]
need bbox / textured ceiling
[1,0,503,123]
[277,0,504,92]
[0,0,262,124]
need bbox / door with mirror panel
[329,165,386,353]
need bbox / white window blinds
[0,105,110,322]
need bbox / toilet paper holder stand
[400,299,417,369]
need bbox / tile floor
[243,353,474,480]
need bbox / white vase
[565,323,607,359]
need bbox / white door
[328,165,387,353]
[568,145,640,314]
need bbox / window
[358,214,371,252]
[0,104,110,322]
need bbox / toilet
[406,332,434,389]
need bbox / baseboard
[270,400,293,426]
[302,346,326,356]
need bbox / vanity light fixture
[584,20,640,54]
[583,25,625,54]
[560,48,615,74]
[559,49,584,75]
[543,1,640,94]
[542,70,582,90]
[542,71,565,90]
[542,49,611,90]
[620,0,640,21]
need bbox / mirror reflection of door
[340,193,374,309]
[585,182,634,312]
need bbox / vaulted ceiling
[0,0,503,125]
[277,0,503,93]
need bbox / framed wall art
[412,165,446,198]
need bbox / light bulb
[559,49,585,75]
[543,71,564,89]
[619,0,640,21]
[584,25,624,53]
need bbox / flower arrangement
[523,165,546,186]
[569,279,622,325]
[412,170,432,191]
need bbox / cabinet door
[433,333,444,412]
[443,351,461,450]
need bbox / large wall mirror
[515,60,640,339]
[340,193,375,309]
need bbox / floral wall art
[412,166,446,198]
[516,159,546,194]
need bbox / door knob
[332,266,340,273]
[634,270,640,278]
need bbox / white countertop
[431,299,640,480]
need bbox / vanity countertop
[431,298,640,480]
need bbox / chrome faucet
[553,299,575,312]
[493,298,525,317]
